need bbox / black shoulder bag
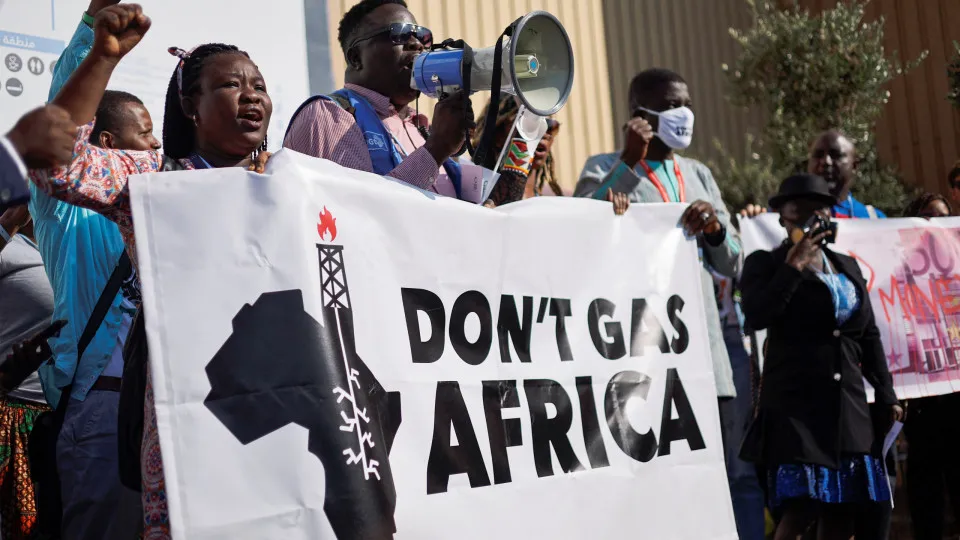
[116,308,147,491]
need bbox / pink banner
[741,214,960,399]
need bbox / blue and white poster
[0,0,311,149]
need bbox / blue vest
[286,88,462,198]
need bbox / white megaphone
[487,104,548,195]
[515,106,549,140]
[410,11,574,117]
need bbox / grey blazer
[574,153,742,398]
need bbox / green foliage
[707,134,781,212]
[716,0,926,215]
[949,41,960,109]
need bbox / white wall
[0,0,312,150]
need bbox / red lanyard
[638,160,685,203]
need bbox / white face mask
[637,106,695,150]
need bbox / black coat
[739,243,898,469]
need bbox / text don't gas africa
[400,289,707,494]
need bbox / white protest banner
[130,150,736,540]
[741,214,960,399]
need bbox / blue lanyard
[817,252,842,322]
[187,154,214,170]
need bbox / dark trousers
[904,393,960,540]
[851,400,898,540]
[57,390,143,540]
[853,501,892,540]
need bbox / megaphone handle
[417,86,471,156]
[492,107,522,173]
[471,31,508,168]
[452,90,473,157]
[479,112,521,202]
[458,44,474,158]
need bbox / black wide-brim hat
[768,173,837,211]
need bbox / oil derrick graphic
[319,245,351,309]
[204,211,401,540]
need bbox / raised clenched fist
[619,117,654,167]
[92,3,151,60]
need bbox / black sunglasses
[349,23,433,50]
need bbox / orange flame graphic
[318,207,337,242]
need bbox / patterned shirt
[283,83,456,197]
[30,122,195,271]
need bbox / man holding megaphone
[286,0,581,207]
[284,0,473,197]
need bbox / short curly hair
[904,192,952,218]
[628,68,686,110]
[91,90,144,146]
[949,160,960,188]
[337,0,408,53]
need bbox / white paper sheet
[883,420,903,507]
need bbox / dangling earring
[192,114,199,127]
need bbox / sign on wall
[0,0,310,148]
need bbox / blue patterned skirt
[767,454,891,509]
